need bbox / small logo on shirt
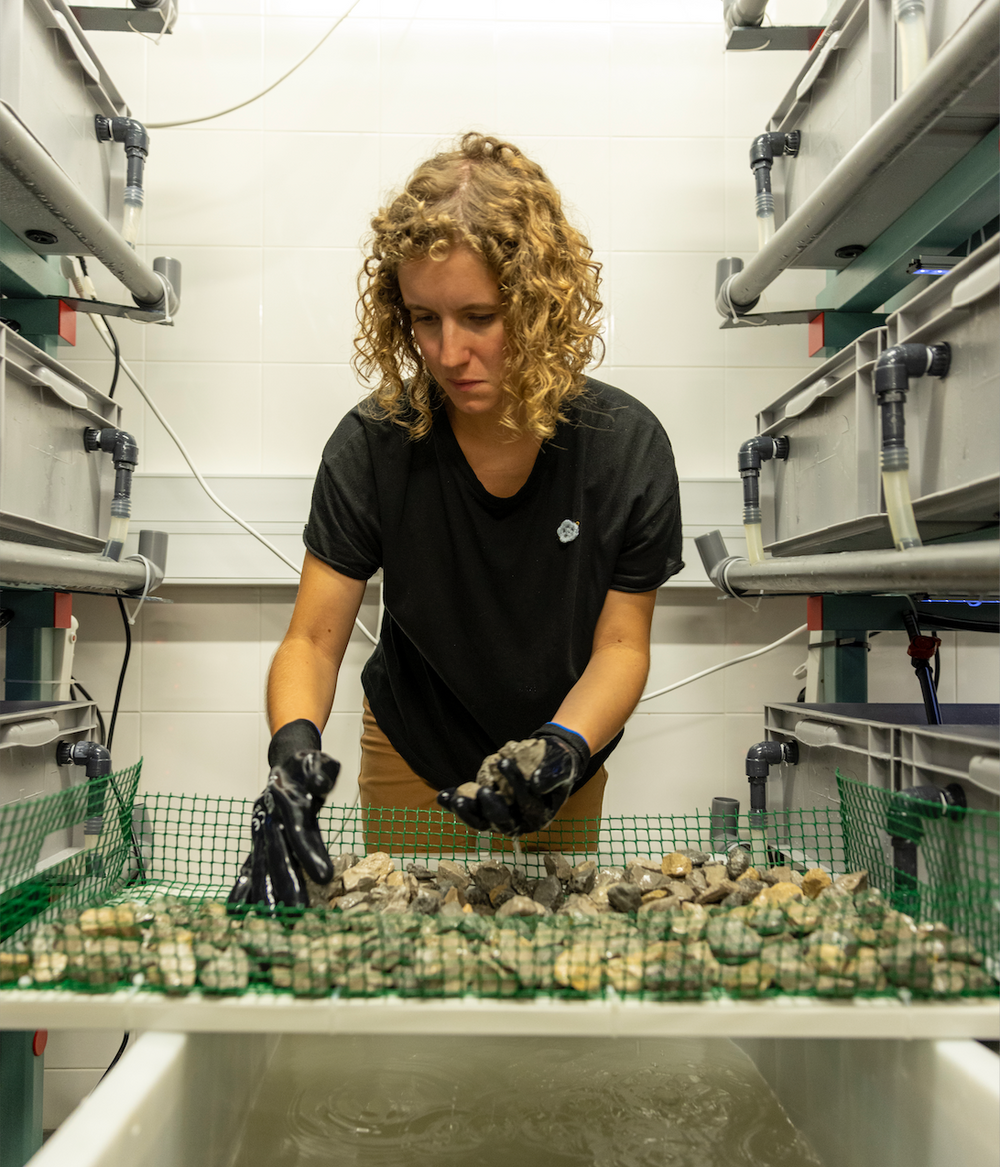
[557,519,580,544]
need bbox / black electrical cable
[89,603,147,884]
[912,609,999,635]
[0,608,13,630]
[931,633,941,693]
[104,318,121,400]
[78,257,121,398]
[97,1032,130,1085]
[106,597,131,755]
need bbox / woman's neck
[445,403,542,498]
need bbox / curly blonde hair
[353,133,603,441]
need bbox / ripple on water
[234,1036,825,1167]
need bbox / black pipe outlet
[56,740,113,835]
[84,428,139,558]
[749,131,800,223]
[745,739,798,813]
[738,434,789,523]
[95,116,150,194]
[888,782,965,846]
[873,343,950,473]
[888,782,966,914]
[56,739,112,780]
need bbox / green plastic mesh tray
[1,779,996,1003]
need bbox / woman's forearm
[266,635,340,734]
[550,640,650,753]
[265,553,368,735]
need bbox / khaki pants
[358,699,607,855]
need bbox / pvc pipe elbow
[715,257,759,319]
[874,343,951,395]
[56,739,113,779]
[745,739,798,778]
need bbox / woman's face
[398,245,506,423]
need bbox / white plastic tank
[26,1030,1000,1167]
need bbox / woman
[258,133,682,885]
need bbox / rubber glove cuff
[268,718,322,768]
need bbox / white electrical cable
[638,622,808,702]
[121,553,153,625]
[85,314,378,647]
[146,0,363,129]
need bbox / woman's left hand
[437,724,589,836]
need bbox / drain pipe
[695,531,999,597]
[0,533,167,593]
[739,434,789,563]
[887,782,965,915]
[745,739,798,856]
[95,117,149,248]
[895,0,929,93]
[874,342,950,551]
[750,132,800,250]
[56,740,112,853]
[84,428,139,561]
[715,0,1000,318]
[902,610,942,725]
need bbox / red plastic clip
[906,634,941,661]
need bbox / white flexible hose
[146,0,362,129]
[639,622,808,703]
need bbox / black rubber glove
[228,720,340,910]
[437,723,590,837]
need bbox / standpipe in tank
[873,342,950,551]
[84,427,139,561]
[748,131,799,251]
[95,116,150,248]
[737,433,789,563]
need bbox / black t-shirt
[304,377,684,791]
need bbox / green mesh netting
[0,781,996,1003]
[1,762,143,942]
[836,770,1000,967]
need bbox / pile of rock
[1,846,993,1001]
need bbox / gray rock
[706,917,763,964]
[569,860,597,895]
[436,860,470,888]
[726,847,753,880]
[332,853,360,878]
[495,896,548,919]
[677,848,711,866]
[532,875,564,911]
[543,853,574,882]
[721,879,766,907]
[556,894,601,919]
[412,892,442,916]
[607,883,643,914]
[488,884,515,909]
[471,860,511,892]
[406,862,435,881]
